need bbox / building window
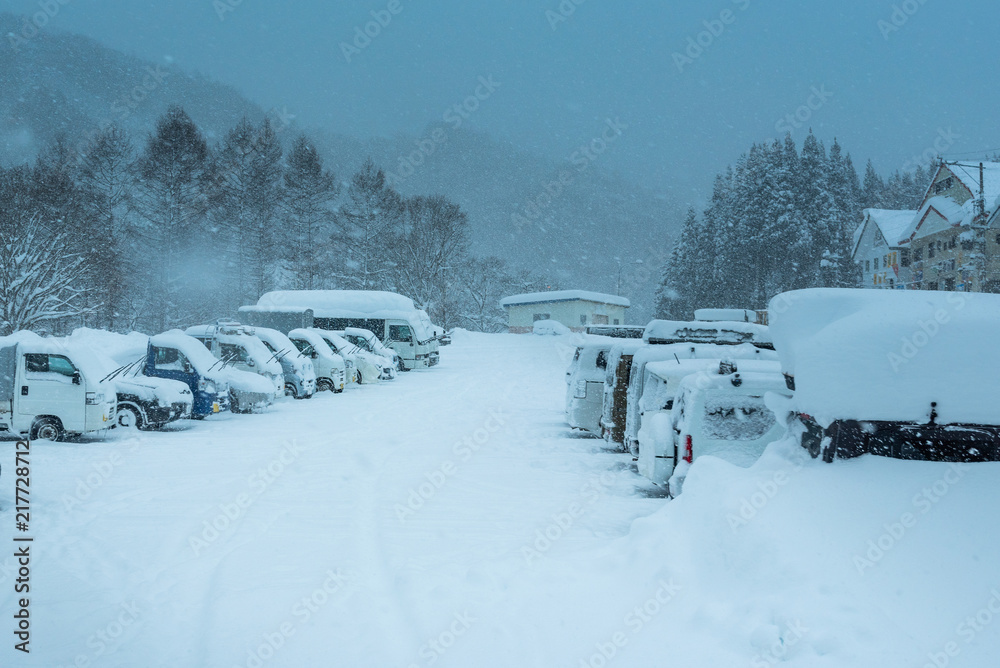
[928,245,935,259]
[962,238,975,251]
[949,259,956,271]
[901,249,911,267]
[927,281,938,291]
[914,247,923,261]
[995,234,1000,245]
[949,236,957,249]
[883,254,888,266]
[592,315,609,325]
[532,313,550,322]
[889,279,895,288]
[945,277,956,291]
[580,315,587,325]
[865,259,870,271]
[932,176,954,194]
[613,319,620,325]
[874,257,879,270]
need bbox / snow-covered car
[143,332,231,418]
[288,328,348,392]
[637,361,790,493]
[565,340,615,435]
[97,354,193,430]
[311,329,383,385]
[254,327,317,399]
[340,327,398,380]
[186,323,284,405]
[770,288,1000,463]
[623,341,778,455]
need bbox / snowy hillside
[1,333,995,667]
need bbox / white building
[851,208,917,289]
[500,290,630,333]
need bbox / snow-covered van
[0,333,117,441]
[623,342,778,455]
[186,323,284,404]
[600,340,645,447]
[637,361,790,493]
[312,329,384,385]
[770,288,1000,463]
[642,319,773,349]
[566,340,615,435]
[253,327,317,399]
[287,328,347,392]
[240,291,437,370]
[341,327,400,378]
[143,332,232,418]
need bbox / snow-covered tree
[282,135,339,290]
[0,216,92,335]
[334,158,404,290]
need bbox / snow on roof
[256,290,417,313]
[898,196,967,244]
[769,288,1000,426]
[500,290,630,308]
[943,161,1000,202]
[854,209,918,254]
[694,308,757,323]
[643,320,772,346]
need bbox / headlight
[201,380,217,394]
[86,392,104,405]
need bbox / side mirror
[311,351,319,359]
[247,359,256,368]
[72,371,82,385]
[183,362,193,374]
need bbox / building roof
[499,290,630,308]
[898,196,967,244]
[943,161,1000,201]
[852,209,917,258]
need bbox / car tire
[31,417,64,442]
[317,379,332,392]
[116,405,144,430]
[356,370,363,384]
[285,382,298,399]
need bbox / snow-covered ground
[1,332,998,667]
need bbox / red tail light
[683,435,693,463]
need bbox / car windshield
[701,395,774,441]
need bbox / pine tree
[133,106,213,331]
[334,158,404,290]
[283,135,339,290]
[77,124,135,330]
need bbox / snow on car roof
[694,308,757,323]
[643,320,772,346]
[256,290,416,313]
[287,328,338,359]
[499,290,630,308]
[769,288,1000,426]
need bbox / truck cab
[0,336,117,441]
[143,332,231,419]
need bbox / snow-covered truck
[769,288,1000,463]
[240,290,437,370]
[185,323,283,412]
[143,332,232,418]
[253,327,317,399]
[287,328,347,392]
[0,333,117,441]
[565,339,616,436]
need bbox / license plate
[213,403,220,413]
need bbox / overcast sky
[4,0,997,205]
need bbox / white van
[241,291,437,370]
[253,327,317,399]
[311,329,383,385]
[287,328,347,392]
[565,340,615,435]
[0,334,117,441]
[637,364,790,494]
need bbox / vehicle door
[17,353,87,429]
[149,346,198,392]
[387,323,415,361]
